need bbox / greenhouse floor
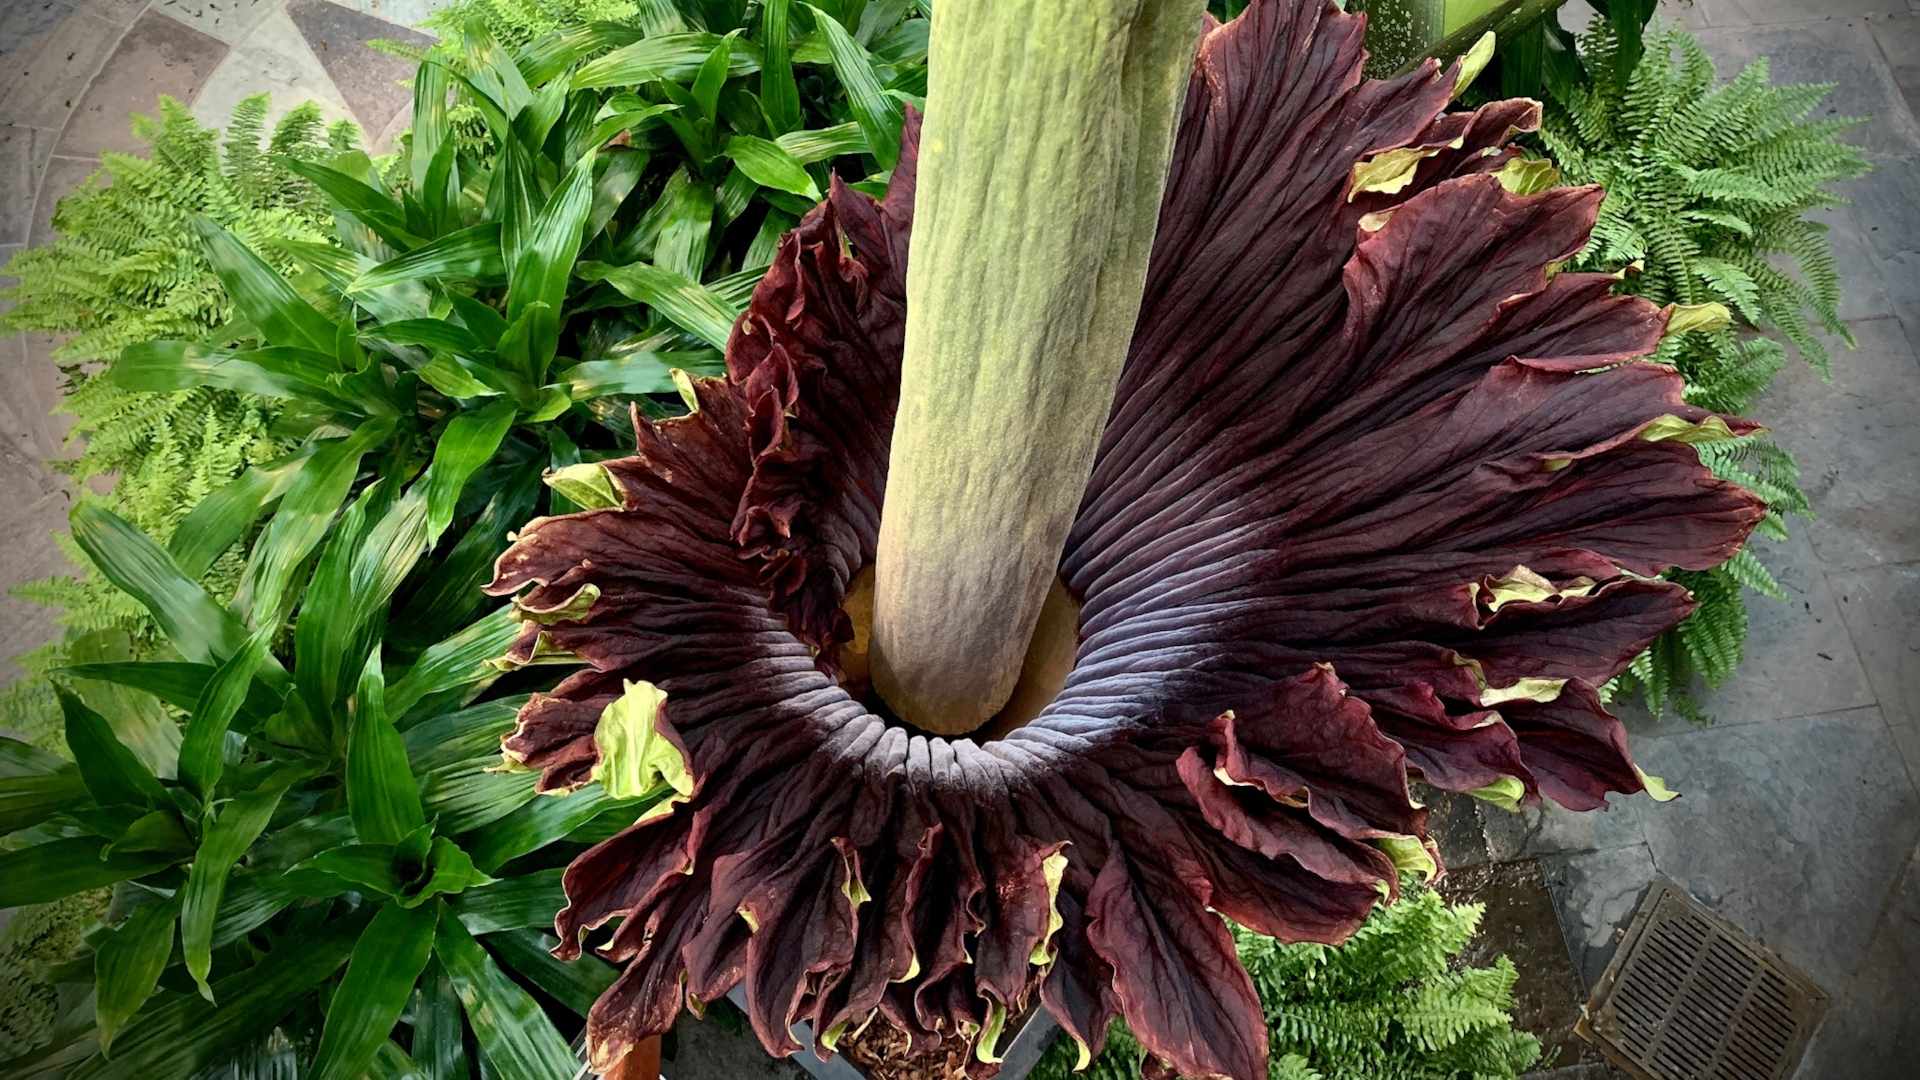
[3,1,1918,1078]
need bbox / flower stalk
[870,0,1206,734]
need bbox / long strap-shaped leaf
[346,650,426,845]
[181,777,297,1000]
[308,902,440,1080]
[94,897,179,1056]
[434,908,578,1080]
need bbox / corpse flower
[486,1,1764,1077]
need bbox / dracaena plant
[105,7,925,642]
[0,485,659,1079]
[480,1,1763,1077]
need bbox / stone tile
[1761,317,1920,571]
[152,0,280,45]
[1829,562,1920,788]
[1810,205,1893,324]
[1701,0,1913,24]
[1871,14,1920,120]
[1844,156,1920,346]
[57,10,227,157]
[1483,790,1653,863]
[190,8,356,133]
[30,153,98,246]
[0,455,71,684]
[0,3,121,133]
[1627,707,1920,990]
[285,0,431,138]
[0,332,73,464]
[1559,0,1709,33]
[0,126,42,246]
[69,0,151,26]
[1692,19,1920,157]
[1685,531,1877,722]
[0,244,20,315]
[1793,842,1920,1079]
[1540,842,1659,990]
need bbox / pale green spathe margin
[590,680,694,807]
[870,0,1208,734]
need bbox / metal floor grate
[1579,880,1827,1080]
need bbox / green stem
[869,0,1204,734]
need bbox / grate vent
[1578,880,1827,1080]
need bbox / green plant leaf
[449,868,566,935]
[192,217,341,354]
[399,836,493,908]
[112,340,343,402]
[0,735,67,777]
[281,158,423,249]
[58,687,168,809]
[412,963,470,1080]
[483,929,618,1018]
[724,134,822,198]
[71,504,247,666]
[807,4,903,169]
[102,809,193,859]
[0,837,175,906]
[347,650,426,845]
[57,661,280,728]
[237,421,391,631]
[293,485,431,715]
[168,449,313,581]
[423,400,518,544]
[505,151,599,384]
[95,898,179,1056]
[777,121,867,163]
[572,31,763,90]
[589,146,650,239]
[182,779,295,1001]
[366,318,487,356]
[692,33,736,122]
[433,907,578,1080]
[652,170,717,280]
[578,261,741,349]
[351,223,507,292]
[308,901,440,1080]
[69,919,358,1080]
[178,625,276,799]
[387,606,522,722]
[287,841,406,897]
[762,0,804,134]
[0,769,86,836]
[555,351,719,398]
[464,782,643,873]
[410,62,451,194]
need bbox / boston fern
[1030,885,1540,1080]
[0,96,350,647]
[1540,17,1868,720]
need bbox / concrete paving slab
[1483,789,1654,864]
[285,0,429,138]
[0,3,122,133]
[0,331,74,465]
[29,153,98,246]
[1627,706,1920,991]
[1427,787,1493,871]
[1699,0,1913,24]
[0,125,40,246]
[1829,563,1920,789]
[1842,155,1920,352]
[1869,14,1920,120]
[191,7,357,133]
[1692,18,1920,157]
[153,0,283,45]
[1760,316,1920,571]
[1792,842,1920,1079]
[69,0,153,27]
[1810,205,1894,324]
[1685,530,1877,721]
[0,454,69,684]
[26,152,91,241]
[56,10,228,157]
[1540,842,1659,990]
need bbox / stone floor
[1,0,1918,1077]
